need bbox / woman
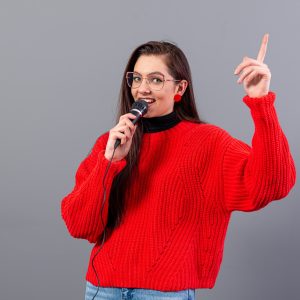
[61,34,296,300]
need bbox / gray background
[0,0,299,299]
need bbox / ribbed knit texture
[61,91,296,291]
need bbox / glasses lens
[126,72,133,87]
[126,72,165,90]
[126,72,141,88]
[148,74,164,90]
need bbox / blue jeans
[85,281,196,300]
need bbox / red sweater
[61,91,296,291]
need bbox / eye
[133,75,142,82]
[150,76,163,84]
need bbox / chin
[143,109,161,118]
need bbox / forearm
[61,150,126,242]
[223,92,296,212]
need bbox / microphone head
[131,99,148,116]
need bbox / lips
[139,98,156,104]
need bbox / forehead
[133,55,170,75]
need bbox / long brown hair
[106,41,207,232]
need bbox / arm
[222,92,296,212]
[61,133,127,243]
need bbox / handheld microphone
[114,99,148,149]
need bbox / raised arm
[222,34,296,212]
[222,92,296,212]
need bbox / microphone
[114,100,148,149]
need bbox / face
[130,55,185,118]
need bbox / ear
[175,80,188,96]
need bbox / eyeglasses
[126,71,181,91]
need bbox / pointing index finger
[257,33,269,62]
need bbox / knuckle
[128,124,134,131]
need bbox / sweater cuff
[97,150,127,174]
[242,91,276,110]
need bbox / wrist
[104,152,122,163]
[247,92,269,99]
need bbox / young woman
[61,34,296,300]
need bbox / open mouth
[139,98,156,104]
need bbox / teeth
[142,99,155,104]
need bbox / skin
[130,55,188,118]
[105,55,187,161]
[234,33,271,98]
[105,34,272,161]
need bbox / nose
[137,78,151,93]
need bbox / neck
[140,111,181,133]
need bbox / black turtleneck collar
[140,111,181,133]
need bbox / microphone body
[114,100,148,149]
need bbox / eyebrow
[133,71,165,76]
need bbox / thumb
[129,125,137,139]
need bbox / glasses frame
[126,71,181,91]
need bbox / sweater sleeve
[61,133,127,243]
[222,91,296,212]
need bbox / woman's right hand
[104,113,138,162]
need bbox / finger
[240,68,270,85]
[123,118,136,131]
[113,125,131,139]
[116,122,135,136]
[120,113,137,122]
[242,69,259,85]
[128,126,137,140]
[234,57,264,75]
[237,66,265,83]
[257,33,269,63]
[110,131,127,145]
[118,117,136,131]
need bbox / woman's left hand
[234,33,271,98]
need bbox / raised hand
[234,33,271,98]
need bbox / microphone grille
[132,100,148,115]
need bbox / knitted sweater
[61,91,296,291]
